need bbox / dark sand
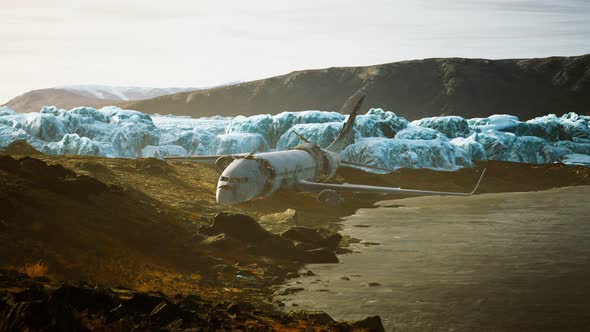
[277,186,590,331]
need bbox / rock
[303,248,339,264]
[50,284,115,313]
[280,227,342,250]
[226,301,255,314]
[0,140,42,155]
[350,315,386,332]
[368,282,381,287]
[199,213,271,243]
[200,233,242,250]
[149,301,184,326]
[277,287,305,295]
[288,310,336,325]
[285,272,300,279]
[52,175,109,198]
[0,155,19,173]
[1,301,52,331]
[303,270,316,277]
[135,158,171,175]
[340,276,350,281]
[259,208,298,225]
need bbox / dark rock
[50,284,115,313]
[288,310,336,325]
[303,270,316,277]
[118,293,166,315]
[53,175,108,198]
[277,287,305,296]
[0,300,52,331]
[281,226,343,250]
[199,213,271,243]
[303,248,339,264]
[135,158,171,175]
[368,282,381,287]
[340,276,350,281]
[0,140,42,156]
[201,233,242,250]
[351,315,386,332]
[0,155,20,173]
[285,272,300,279]
[149,301,184,326]
[226,301,255,314]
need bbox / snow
[1,105,589,171]
[59,85,197,101]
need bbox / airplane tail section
[326,94,365,153]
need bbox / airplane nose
[216,185,236,204]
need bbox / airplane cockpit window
[227,177,248,183]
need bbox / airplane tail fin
[326,94,365,153]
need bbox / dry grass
[18,261,48,278]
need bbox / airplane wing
[164,153,250,165]
[296,169,486,197]
[339,160,396,173]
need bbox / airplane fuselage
[216,143,340,204]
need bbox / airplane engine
[215,156,234,174]
[317,189,343,207]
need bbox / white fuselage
[216,143,340,204]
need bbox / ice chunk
[0,106,16,116]
[468,114,520,132]
[23,112,68,142]
[562,154,590,167]
[215,133,270,154]
[44,133,105,156]
[355,108,408,138]
[141,145,187,158]
[395,127,448,141]
[411,116,470,138]
[343,137,471,170]
[226,114,273,138]
[271,111,344,145]
[450,135,486,161]
[473,130,563,163]
[276,122,350,150]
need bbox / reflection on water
[276,186,590,331]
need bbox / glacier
[1,104,589,171]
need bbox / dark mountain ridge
[123,54,590,120]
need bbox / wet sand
[277,186,590,331]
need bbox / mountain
[3,85,197,113]
[122,54,590,120]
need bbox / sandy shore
[277,186,590,331]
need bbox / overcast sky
[1,0,589,103]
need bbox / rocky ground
[1,144,589,330]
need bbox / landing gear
[317,189,343,207]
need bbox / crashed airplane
[167,95,486,205]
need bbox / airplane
[166,95,486,205]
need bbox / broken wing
[297,169,486,197]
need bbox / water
[276,186,590,331]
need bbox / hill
[122,54,590,120]
[3,85,196,113]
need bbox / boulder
[350,315,386,332]
[287,310,336,325]
[259,208,298,225]
[281,227,342,250]
[199,213,271,243]
[303,248,339,264]
[0,140,42,155]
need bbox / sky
[1,0,589,103]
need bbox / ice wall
[1,105,589,171]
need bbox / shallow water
[277,186,590,331]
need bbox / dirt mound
[0,270,385,331]
[0,140,42,155]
